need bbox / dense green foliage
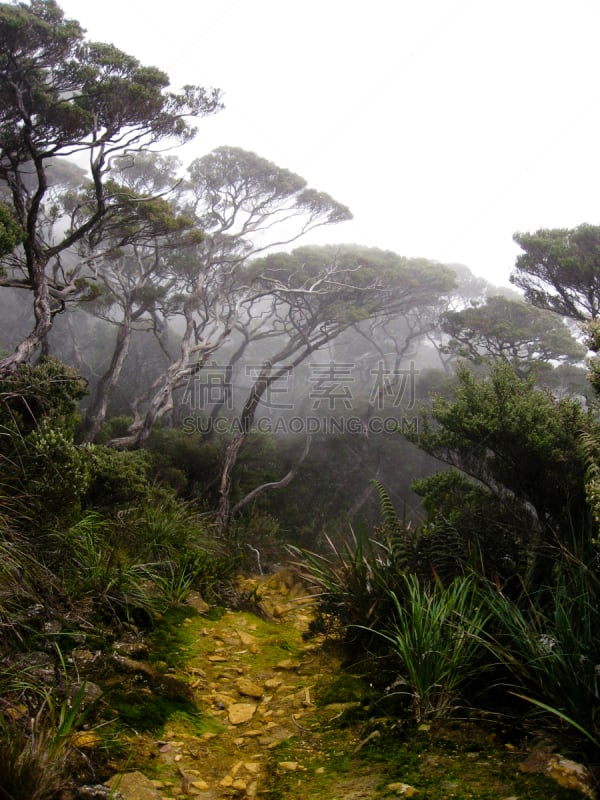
[440,293,586,375]
[411,361,596,587]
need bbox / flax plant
[290,529,399,644]
[482,568,600,745]
[381,574,491,722]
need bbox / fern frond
[371,479,398,531]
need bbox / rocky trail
[105,569,377,800]
[102,570,594,800]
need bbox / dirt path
[106,570,593,800]
[109,569,374,800]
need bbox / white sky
[58,0,600,287]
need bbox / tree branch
[231,436,312,518]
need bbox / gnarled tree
[511,224,600,321]
[106,147,352,449]
[214,244,457,528]
[0,0,221,376]
[74,153,201,442]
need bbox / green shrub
[292,483,419,647]
[0,359,89,528]
[291,528,400,647]
[116,498,237,606]
[83,445,152,509]
[231,510,286,573]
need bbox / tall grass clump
[380,574,490,722]
[483,560,600,747]
[130,498,236,604]
[55,499,236,618]
[291,482,419,646]
[56,512,158,621]
[0,719,68,800]
[0,668,100,800]
[290,528,401,645]
[0,511,61,646]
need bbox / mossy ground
[261,694,589,800]
[103,572,595,799]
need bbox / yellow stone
[228,702,257,725]
[274,659,300,671]
[238,630,257,647]
[236,677,263,699]
[547,756,595,799]
[278,761,299,771]
[70,730,102,749]
[387,782,418,796]
[5,704,27,721]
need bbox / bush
[0,359,89,528]
[410,362,597,589]
[292,527,402,647]
[293,483,419,647]
[83,445,152,509]
[56,512,158,622]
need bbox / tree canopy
[0,0,221,375]
[440,294,585,376]
[511,224,600,321]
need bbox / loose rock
[105,771,162,800]
[228,702,257,725]
[274,659,300,671]
[547,755,596,798]
[387,782,418,796]
[236,677,263,698]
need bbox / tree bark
[0,262,53,377]
[215,363,276,530]
[83,313,133,443]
